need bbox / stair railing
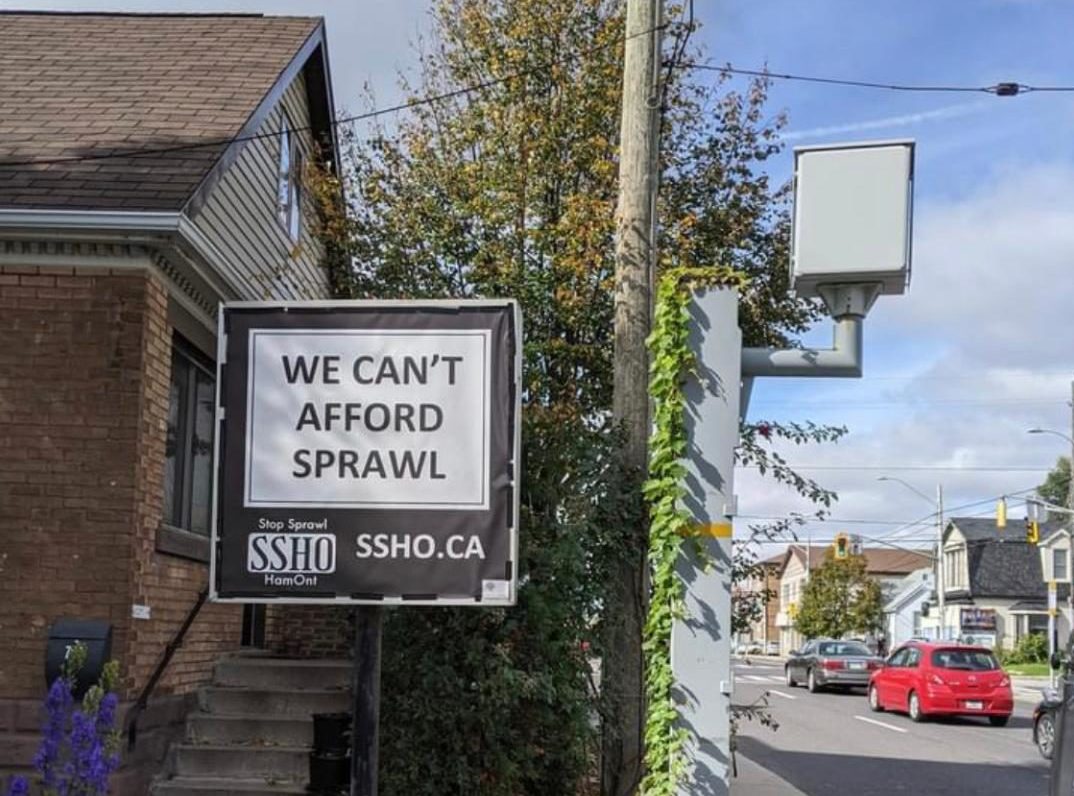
[125,587,209,751]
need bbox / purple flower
[6,776,29,796]
[34,677,74,788]
[95,693,118,736]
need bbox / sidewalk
[731,754,807,795]
[1011,675,1053,703]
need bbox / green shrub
[1005,633,1049,665]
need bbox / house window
[1054,548,1068,581]
[164,337,215,535]
[944,546,966,590]
[277,113,302,242]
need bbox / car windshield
[931,649,999,671]
[817,642,870,656]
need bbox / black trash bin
[309,712,351,795]
[44,619,112,699]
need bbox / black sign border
[208,300,521,607]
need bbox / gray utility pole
[673,141,915,795]
[676,288,740,793]
[605,0,662,794]
[937,484,945,639]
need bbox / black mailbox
[45,619,112,699]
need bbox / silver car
[784,639,883,692]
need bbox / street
[731,656,1051,795]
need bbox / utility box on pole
[672,287,741,795]
[791,140,914,299]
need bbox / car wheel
[908,691,925,723]
[868,685,884,713]
[1036,713,1056,759]
[785,666,797,688]
[989,715,1010,728]
[807,668,820,693]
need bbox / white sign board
[245,329,491,510]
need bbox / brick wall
[0,265,144,701]
[123,273,242,698]
[0,264,242,782]
[266,605,354,658]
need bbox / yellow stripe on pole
[686,523,733,538]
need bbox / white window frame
[1054,547,1069,582]
[277,112,303,243]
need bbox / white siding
[187,74,328,300]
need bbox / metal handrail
[125,587,209,750]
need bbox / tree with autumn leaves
[310,1,842,793]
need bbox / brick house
[734,552,783,652]
[774,544,930,653]
[0,12,342,791]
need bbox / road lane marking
[854,715,907,734]
[767,689,797,700]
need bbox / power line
[737,464,1050,472]
[678,62,1074,96]
[0,22,668,171]
[737,486,1040,535]
[7,34,1074,171]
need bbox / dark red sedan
[867,641,1013,726]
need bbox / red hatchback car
[867,641,1013,725]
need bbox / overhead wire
[2,25,1071,170]
[0,20,669,171]
[677,62,1074,96]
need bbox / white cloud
[781,101,992,142]
[739,163,1074,549]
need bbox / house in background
[0,12,340,792]
[775,544,930,654]
[735,552,783,651]
[925,517,1068,649]
[1039,527,1073,648]
[883,567,933,647]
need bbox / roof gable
[0,12,323,211]
[948,516,1064,599]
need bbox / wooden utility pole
[604,0,662,793]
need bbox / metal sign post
[209,300,522,796]
[352,606,382,796]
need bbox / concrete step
[173,744,308,780]
[186,713,313,747]
[152,776,308,795]
[198,687,349,718]
[214,657,352,691]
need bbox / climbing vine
[641,266,747,795]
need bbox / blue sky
[6,0,1073,552]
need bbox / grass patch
[1005,662,1051,677]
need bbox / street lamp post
[1027,425,1074,668]
[879,476,945,640]
[1027,425,1074,514]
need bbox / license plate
[848,662,865,670]
[965,701,983,710]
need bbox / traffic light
[1026,498,1041,545]
[834,533,849,559]
[1027,518,1040,545]
[996,497,1007,529]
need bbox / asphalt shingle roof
[947,516,1066,599]
[784,544,930,575]
[0,12,320,211]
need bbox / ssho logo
[247,533,336,574]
